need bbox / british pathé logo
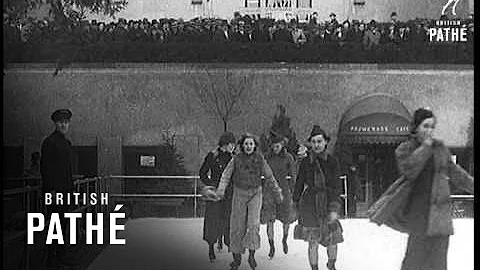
[441,0,462,16]
[428,20,468,42]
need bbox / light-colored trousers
[229,186,263,254]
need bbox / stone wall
[3,63,473,175]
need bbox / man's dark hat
[308,125,330,142]
[51,109,72,122]
[330,13,336,17]
[218,132,236,146]
[411,107,434,133]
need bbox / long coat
[40,130,74,194]
[261,149,297,224]
[199,148,233,245]
[368,138,474,236]
[293,151,342,228]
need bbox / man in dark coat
[40,109,75,268]
[231,22,252,43]
[272,20,293,43]
[212,23,231,43]
[199,132,236,262]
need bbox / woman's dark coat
[199,148,233,245]
[293,151,342,227]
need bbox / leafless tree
[186,67,256,132]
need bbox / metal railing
[106,175,202,218]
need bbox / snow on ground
[88,218,473,270]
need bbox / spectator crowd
[3,11,474,63]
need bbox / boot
[268,239,275,258]
[248,250,257,270]
[208,244,216,262]
[327,259,337,270]
[282,235,288,254]
[230,253,241,270]
[217,237,223,251]
[310,265,319,270]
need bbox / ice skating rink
[88,218,473,270]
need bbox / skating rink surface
[88,218,473,270]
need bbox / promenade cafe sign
[348,125,410,133]
[340,122,410,144]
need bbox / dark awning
[337,94,412,145]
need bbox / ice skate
[268,239,275,259]
[209,245,216,262]
[282,236,288,254]
[230,253,241,270]
[218,238,223,251]
[248,253,257,269]
[327,259,337,270]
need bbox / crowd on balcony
[3,11,474,63]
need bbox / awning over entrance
[338,93,412,145]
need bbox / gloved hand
[297,144,308,159]
[201,186,220,202]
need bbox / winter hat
[218,132,236,146]
[270,130,285,144]
[308,125,330,142]
[411,107,434,133]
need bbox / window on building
[268,0,293,8]
[297,0,312,8]
[245,0,261,8]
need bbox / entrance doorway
[335,93,412,218]
[351,144,400,216]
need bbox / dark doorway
[349,144,400,216]
[72,146,98,177]
[2,146,24,179]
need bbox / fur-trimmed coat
[368,138,474,236]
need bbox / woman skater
[199,132,236,262]
[293,125,344,270]
[369,108,474,270]
[261,133,297,258]
[215,133,284,270]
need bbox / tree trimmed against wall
[186,68,256,132]
[260,104,299,157]
[4,0,127,22]
[158,130,188,176]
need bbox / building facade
[84,0,473,22]
[3,63,474,215]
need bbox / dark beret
[51,109,72,122]
[218,132,236,146]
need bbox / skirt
[299,219,344,247]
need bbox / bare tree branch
[185,68,255,131]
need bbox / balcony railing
[4,41,473,64]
